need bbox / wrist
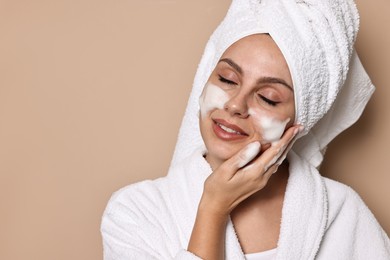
[197,197,230,220]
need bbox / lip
[212,118,248,141]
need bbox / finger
[250,164,278,193]
[235,164,278,204]
[263,164,278,183]
[265,125,302,169]
[237,141,261,168]
[275,124,302,146]
[274,124,304,165]
[221,141,261,174]
[264,125,301,168]
[246,125,301,173]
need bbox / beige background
[0,0,388,259]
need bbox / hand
[199,124,302,216]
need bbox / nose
[224,91,249,118]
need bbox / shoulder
[101,178,204,259]
[101,178,183,259]
[317,177,390,258]
[322,177,368,222]
[103,177,170,223]
[100,150,208,259]
[102,147,207,224]
[322,177,389,241]
[322,177,356,203]
[322,177,370,209]
[319,177,390,258]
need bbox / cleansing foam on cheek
[199,83,229,117]
[260,116,290,142]
[248,108,290,143]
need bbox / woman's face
[199,34,295,169]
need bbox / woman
[101,0,390,259]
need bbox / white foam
[199,83,229,117]
[248,108,290,143]
[260,117,290,142]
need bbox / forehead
[218,34,293,87]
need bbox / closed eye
[259,95,279,106]
[218,75,237,85]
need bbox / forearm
[187,205,228,260]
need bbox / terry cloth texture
[101,148,390,259]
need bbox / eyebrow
[218,58,293,91]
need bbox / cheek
[248,108,291,143]
[199,83,229,117]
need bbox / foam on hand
[237,141,261,168]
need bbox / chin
[201,119,250,166]
[204,139,245,167]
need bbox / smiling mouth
[213,119,248,137]
[217,122,244,135]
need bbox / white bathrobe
[101,147,390,259]
[101,0,390,259]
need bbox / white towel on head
[170,0,374,168]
